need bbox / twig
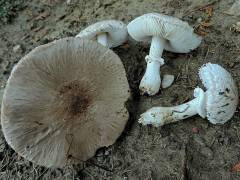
[210,137,216,147]
[204,46,210,62]
[186,59,192,87]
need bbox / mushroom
[1,37,130,167]
[76,20,128,48]
[127,13,202,95]
[138,63,238,127]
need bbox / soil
[0,0,240,179]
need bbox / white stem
[138,97,200,127]
[139,36,165,95]
[97,33,108,47]
[149,36,165,58]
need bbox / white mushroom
[76,20,128,48]
[138,63,238,127]
[127,13,202,95]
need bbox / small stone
[13,45,22,53]
[196,17,203,23]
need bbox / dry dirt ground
[0,0,240,179]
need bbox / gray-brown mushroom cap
[1,37,130,168]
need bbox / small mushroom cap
[199,63,238,124]
[127,13,202,53]
[76,20,128,48]
[1,38,130,168]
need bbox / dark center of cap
[58,81,92,119]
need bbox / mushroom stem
[139,36,165,95]
[138,96,201,127]
[97,33,108,47]
[138,87,206,127]
[149,36,165,58]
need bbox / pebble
[197,17,203,23]
[13,45,22,53]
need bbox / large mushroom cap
[76,20,128,48]
[1,38,130,168]
[127,13,202,53]
[199,63,238,124]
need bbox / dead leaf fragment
[200,21,212,27]
[195,29,208,36]
[119,43,130,50]
[232,162,240,172]
[200,5,213,17]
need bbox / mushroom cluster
[1,13,238,168]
